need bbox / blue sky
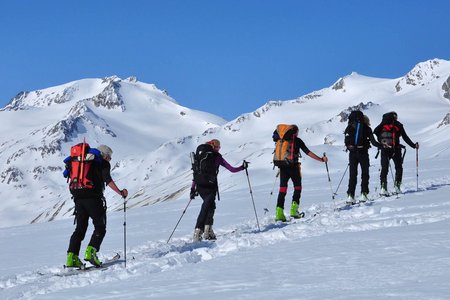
[0,0,449,120]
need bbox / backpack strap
[354,121,361,146]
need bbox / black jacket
[344,123,380,151]
[373,121,416,149]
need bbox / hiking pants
[195,186,217,229]
[380,147,403,188]
[68,197,107,255]
[347,150,370,197]
[276,164,302,209]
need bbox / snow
[1,58,450,299]
[1,154,450,299]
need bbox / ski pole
[416,143,419,191]
[167,198,193,244]
[334,163,349,197]
[123,195,127,268]
[264,169,279,214]
[323,153,336,209]
[244,161,260,231]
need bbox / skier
[190,139,247,242]
[272,125,327,222]
[344,111,381,204]
[374,112,419,194]
[66,145,128,268]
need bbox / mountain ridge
[0,59,449,228]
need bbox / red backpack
[64,142,101,197]
[378,112,400,147]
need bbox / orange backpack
[273,124,298,167]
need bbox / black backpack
[191,143,218,187]
[344,110,365,150]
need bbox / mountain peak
[395,58,449,92]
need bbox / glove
[242,160,249,169]
[120,189,128,198]
[190,188,197,200]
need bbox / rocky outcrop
[336,102,378,122]
[438,112,450,128]
[90,81,125,111]
[395,59,443,92]
[442,76,450,101]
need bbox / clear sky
[1,0,449,120]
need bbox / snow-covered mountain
[1,59,449,228]
[1,59,450,299]
[0,76,225,227]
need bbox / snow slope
[0,153,449,299]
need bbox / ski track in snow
[1,181,450,299]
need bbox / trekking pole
[167,198,193,244]
[264,169,279,214]
[244,161,261,231]
[323,153,336,209]
[334,163,349,197]
[122,194,127,268]
[416,143,419,191]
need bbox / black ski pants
[195,186,217,230]
[380,147,403,187]
[276,164,302,209]
[347,150,370,197]
[68,197,107,255]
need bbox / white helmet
[98,145,113,159]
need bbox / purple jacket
[192,153,243,188]
[215,153,244,173]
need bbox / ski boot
[346,193,356,205]
[380,183,388,196]
[203,225,217,240]
[394,181,402,194]
[359,193,369,203]
[193,228,203,242]
[275,206,287,222]
[66,252,83,268]
[290,202,305,219]
[84,245,102,267]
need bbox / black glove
[190,188,197,200]
[242,160,249,169]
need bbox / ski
[62,253,122,274]
[337,202,359,211]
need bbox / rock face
[395,59,444,92]
[438,112,450,128]
[442,76,450,101]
